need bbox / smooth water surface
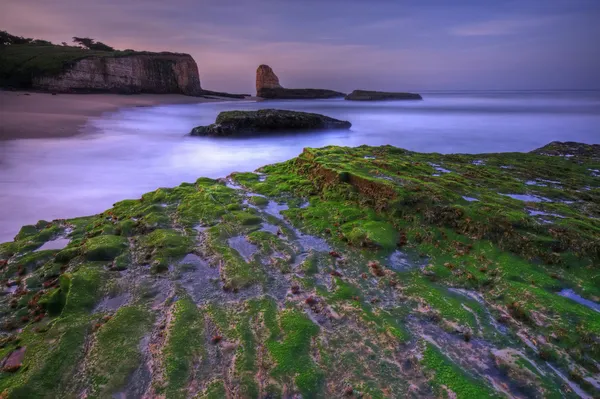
[1,91,599,242]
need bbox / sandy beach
[0,90,235,140]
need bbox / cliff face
[32,54,202,95]
[256,64,345,99]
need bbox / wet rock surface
[0,142,598,398]
[191,109,352,136]
[345,89,423,101]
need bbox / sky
[1,0,599,93]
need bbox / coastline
[0,90,246,140]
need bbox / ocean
[1,90,599,242]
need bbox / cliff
[0,43,202,95]
[256,64,345,99]
[32,53,202,95]
[345,89,422,101]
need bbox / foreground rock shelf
[0,141,599,398]
[190,109,352,136]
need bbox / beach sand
[0,90,235,140]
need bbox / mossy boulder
[83,235,127,261]
[190,109,351,137]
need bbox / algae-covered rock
[83,234,127,261]
[345,89,423,101]
[0,141,598,398]
[191,109,351,136]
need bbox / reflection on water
[1,92,599,242]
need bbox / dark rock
[256,64,345,99]
[1,346,26,372]
[190,109,351,137]
[199,89,249,99]
[345,90,422,101]
[257,87,346,99]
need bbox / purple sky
[2,0,599,93]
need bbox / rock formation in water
[255,64,345,99]
[256,64,283,91]
[191,109,351,136]
[345,90,422,101]
[32,53,202,95]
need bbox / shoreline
[0,90,250,141]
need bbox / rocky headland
[345,89,423,101]
[256,64,345,99]
[0,141,598,398]
[30,53,202,95]
[190,109,352,136]
[0,32,204,96]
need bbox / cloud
[450,16,558,37]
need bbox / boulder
[256,65,345,99]
[1,347,26,372]
[345,90,422,101]
[190,109,351,136]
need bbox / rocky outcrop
[190,109,351,136]
[256,64,282,91]
[199,89,249,99]
[256,65,345,99]
[257,88,346,100]
[345,90,422,101]
[32,53,202,95]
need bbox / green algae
[196,380,226,398]
[423,343,498,398]
[163,296,204,398]
[0,265,106,398]
[88,305,154,397]
[267,309,323,398]
[0,142,598,397]
[249,195,269,207]
[138,229,193,272]
[83,234,127,261]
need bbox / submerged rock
[256,64,345,99]
[345,89,422,101]
[190,109,351,136]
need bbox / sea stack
[255,64,345,99]
[256,65,283,92]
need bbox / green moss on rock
[84,235,127,261]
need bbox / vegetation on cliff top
[0,141,598,398]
